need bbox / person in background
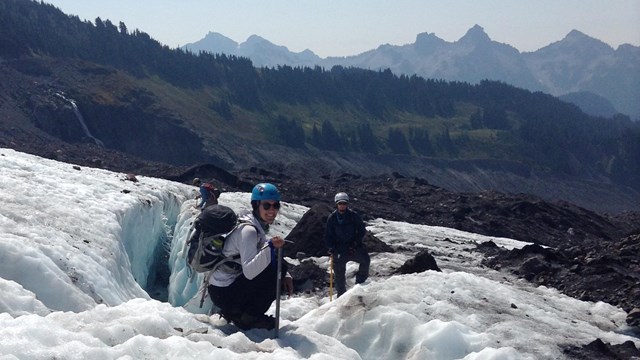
[324,192,370,297]
[207,183,294,330]
[193,178,219,210]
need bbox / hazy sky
[44,0,640,57]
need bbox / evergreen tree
[409,127,434,156]
[357,122,378,154]
[119,21,128,35]
[387,128,411,154]
[483,106,510,130]
[311,124,321,148]
[273,115,306,148]
[470,109,484,129]
[320,120,343,151]
[435,128,458,156]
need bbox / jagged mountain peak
[414,32,447,54]
[540,29,613,54]
[235,34,322,67]
[241,35,292,52]
[415,32,444,44]
[299,49,317,56]
[182,31,238,54]
[458,24,491,44]
[565,29,596,42]
[616,43,640,55]
[180,25,637,119]
[241,35,321,58]
[245,34,271,45]
[204,31,230,40]
[240,35,294,57]
[564,29,612,50]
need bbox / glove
[327,248,334,256]
[269,247,278,268]
[267,240,277,267]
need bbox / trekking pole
[329,254,334,302]
[274,246,283,338]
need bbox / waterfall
[68,99,105,147]
[55,92,105,147]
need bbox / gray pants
[333,247,370,297]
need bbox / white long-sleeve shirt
[208,213,272,287]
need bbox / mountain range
[2,0,640,217]
[183,25,640,120]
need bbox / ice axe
[329,254,334,301]
[273,240,295,338]
[272,240,294,338]
[274,246,282,338]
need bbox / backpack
[186,204,249,273]
[202,182,221,198]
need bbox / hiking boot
[249,314,276,330]
[355,275,368,284]
[233,313,276,330]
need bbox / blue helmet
[251,183,281,201]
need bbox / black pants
[208,265,277,318]
[333,246,370,297]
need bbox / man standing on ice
[324,192,370,297]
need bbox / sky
[1,147,639,359]
[42,0,640,58]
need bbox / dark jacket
[324,208,366,254]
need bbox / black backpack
[186,205,250,273]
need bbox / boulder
[285,203,393,258]
[627,308,640,327]
[288,259,328,293]
[396,250,441,274]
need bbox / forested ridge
[2,0,639,189]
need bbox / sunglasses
[261,201,281,210]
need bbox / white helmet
[334,192,349,203]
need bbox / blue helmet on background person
[251,183,281,201]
